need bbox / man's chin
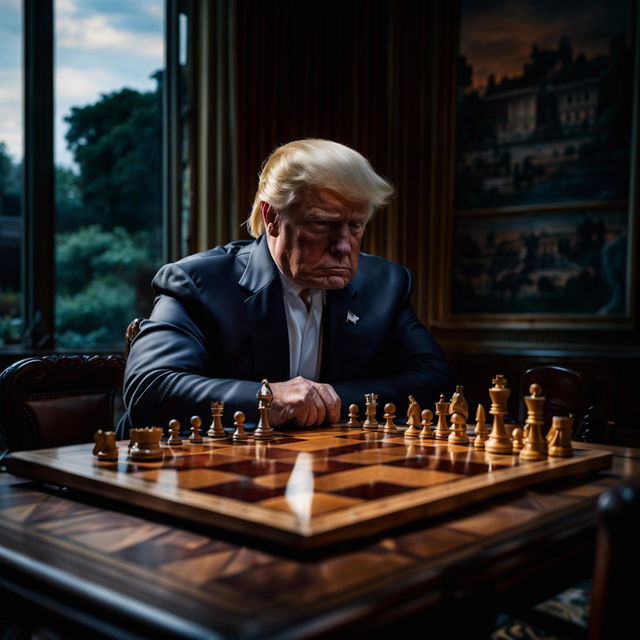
[304,274,353,290]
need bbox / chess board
[5,426,612,550]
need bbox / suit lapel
[321,283,360,381]
[239,237,290,382]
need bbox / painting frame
[433,0,639,331]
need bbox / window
[54,0,164,348]
[2,0,189,354]
[0,2,22,346]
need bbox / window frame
[3,0,187,361]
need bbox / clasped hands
[269,376,341,427]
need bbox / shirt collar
[275,268,326,304]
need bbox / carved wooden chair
[0,354,126,453]
[522,366,614,443]
[125,317,144,357]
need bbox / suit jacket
[120,235,455,433]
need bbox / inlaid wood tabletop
[1,439,639,639]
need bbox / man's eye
[350,221,365,231]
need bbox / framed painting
[440,0,638,328]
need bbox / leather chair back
[0,354,125,452]
[522,365,613,443]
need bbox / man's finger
[315,383,341,424]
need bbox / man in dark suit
[121,139,455,433]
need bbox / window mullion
[22,0,55,349]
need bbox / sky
[460,0,633,93]
[0,0,163,167]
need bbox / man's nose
[330,225,351,255]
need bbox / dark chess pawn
[383,403,399,434]
[232,411,250,441]
[347,404,361,427]
[189,416,204,443]
[167,419,182,445]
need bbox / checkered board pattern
[6,426,612,550]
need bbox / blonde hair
[247,139,394,237]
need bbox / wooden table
[1,440,639,639]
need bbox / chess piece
[419,409,433,439]
[232,410,250,441]
[383,403,399,434]
[93,430,118,461]
[485,375,513,455]
[404,396,421,437]
[189,416,204,443]
[129,427,163,461]
[362,393,379,430]
[473,404,489,449]
[167,419,182,445]
[207,401,228,440]
[519,383,548,461]
[433,394,450,440]
[548,415,573,457]
[254,379,275,440]
[511,426,524,452]
[449,385,469,421]
[448,411,469,444]
[346,404,361,428]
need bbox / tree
[64,86,162,231]
[0,142,21,217]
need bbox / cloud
[56,65,130,104]
[0,69,22,158]
[56,12,163,58]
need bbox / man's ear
[261,201,279,237]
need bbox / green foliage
[64,87,162,231]
[0,142,21,217]
[55,166,83,232]
[55,225,156,347]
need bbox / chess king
[120,139,455,434]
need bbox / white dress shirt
[277,270,325,380]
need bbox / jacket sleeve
[121,262,262,434]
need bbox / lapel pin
[347,310,359,325]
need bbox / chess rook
[129,427,163,461]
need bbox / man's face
[265,189,370,290]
